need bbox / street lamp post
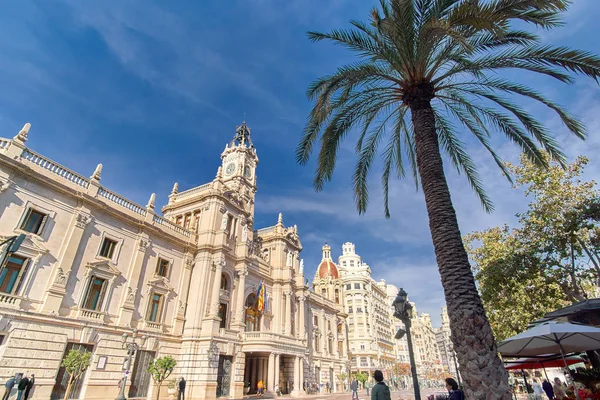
[393,288,421,400]
[116,330,147,400]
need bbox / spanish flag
[256,281,265,313]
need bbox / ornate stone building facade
[0,123,346,400]
[313,243,395,379]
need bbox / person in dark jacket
[445,378,464,400]
[542,379,554,400]
[351,379,359,400]
[23,374,35,400]
[371,370,391,400]
[16,375,29,400]
[2,377,15,400]
[178,377,186,400]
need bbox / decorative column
[291,356,301,397]
[299,358,304,393]
[117,235,150,326]
[174,253,194,334]
[274,354,280,389]
[298,295,306,340]
[251,358,258,391]
[202,255,225,335]
[41,210,92,313]
[267,353,275,392]
[233,267,248,329]
[284,290,292,335]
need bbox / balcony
[76,308,107,323]
[0,293,23,309]
[242,331,305,347]
[143,320,165,332]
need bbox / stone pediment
[0,234,49,260]
[84,260,121,280]
[146,276,174,294]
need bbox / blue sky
[1,0,600,326]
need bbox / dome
[317,260,339,279]
[317,243,339,279]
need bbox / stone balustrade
[153,214,192,238]
[21,149,90,189]
[256,226,275,235]
[76,308,107,323]
[143,320,164,332]
[176,183,212,200]
[0,137,10,151]
[98,187,147,216]
[0,293,23,309]
[1,137,195,241]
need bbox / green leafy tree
[465,226,570,341]
[353,372,369,387]
[148,355,177,400]
[466,155,600,340]
[61,349,92,400]
[296,1,600,397]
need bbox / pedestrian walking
[542,379,553,400]
[16,375,29,400]
[256,380,264,398]
[2,377,15,400]
[23,374,34,400]
[553,378,566,400]
[532,379,544,400]
[351,379,359,400]
[366,380,370,396]
[178,376,186,400]
[445,378,464,400]
[370,371,391,400]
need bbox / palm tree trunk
[410,101,511,400]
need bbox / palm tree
[296,0,600,398]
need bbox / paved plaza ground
[238,389,448,400]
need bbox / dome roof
[317,260,339,279]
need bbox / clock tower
[220,121,258,195]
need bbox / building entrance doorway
[243,353,268,394]
[129,350,155,399]
[278,356,294,394]
[51,343,93,400]
[216,355,233,397]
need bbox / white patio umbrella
[498,322,600,400]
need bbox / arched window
[220,273,229,291]
[337,324,343,334]
[334,289,340,304]
[244,293,261,332]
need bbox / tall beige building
[0,123,346,400]
[435,306,458,379]
[316,242,395,377]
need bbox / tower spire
[231,121,253,148]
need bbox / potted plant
[244,381,251,395]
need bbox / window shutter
[13,258,30,295]
[38,213,49,234]
[98,278,108,311]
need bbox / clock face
[225,163,236,175]
[244,165,252,178]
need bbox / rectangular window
[99,238,117,259]
[354,283,360,289]
[348,307,353,313]
[147,293,164,322]
[82,276,107,311]
[20,208,47,234]
[346,284,351,290]
[0,255,29,295]
[155,258,169,277]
